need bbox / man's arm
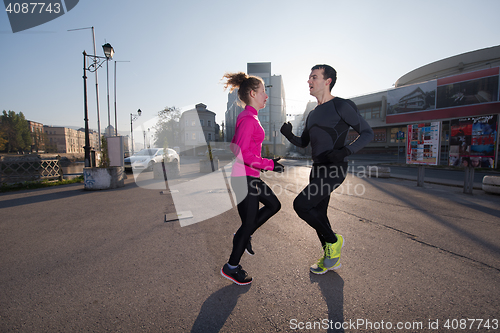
[280,118,310,148]
[339,99,374,154]
[324,99,374,164]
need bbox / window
[200,119,204,126]
[208,133,212,140]
[208,120,211,127]
[186,133,189,140]
[192,133,196,140]
[390,127,406,143]
[358,104,382,119]
[191,120,196,126]
[372,128,386,142]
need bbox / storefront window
[390,127,407,143]
[373,128,386,142]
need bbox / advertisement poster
[437,76,499,109]
[406,122,441,165]
[387,80,437,115]
[449,115,497,168]
[386,68,500,125]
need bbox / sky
[1,0,500,139]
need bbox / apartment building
[44,126,99,154]
[180,103,217,155]
[27,120,45,152]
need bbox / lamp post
[82,51,109,167]
[68,26,102,150]
[102,43,114,135]
[114,60,130,136]
[130,109,142,155]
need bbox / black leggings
[228,176,281,266]
[293,162,347,246]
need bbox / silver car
[124,148,180,177]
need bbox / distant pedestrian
[280,64,374,274]
[221,72,284,285]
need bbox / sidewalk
[287,153,499,191]
[379,165,485,190]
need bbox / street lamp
[82,51,109,167]
[130,109,142,155]
[102,43,114,135]
[102,43,114,59]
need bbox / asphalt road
[1,159,499,332]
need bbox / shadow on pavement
[0,183,91,209]
[310,272,345,333]
[363,177,500,257]
[190,284,251,333]
[0,177,146,209]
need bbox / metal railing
[0,155,63,184]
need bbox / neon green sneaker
[310,235,344,274]
[310,256,326,274]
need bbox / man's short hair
[311,64,337,91]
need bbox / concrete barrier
[83,167,125,190]
[153,162,165,180]
[367,165,391,178]
[200,157,219,173]
[482,175,500,194]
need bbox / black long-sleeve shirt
[286,97,374,163]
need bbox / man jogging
[280,64,374,274]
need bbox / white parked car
[124,148,180,177]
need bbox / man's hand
[326,146,351,163]
[280,122,293,138]
[272,157,285,173]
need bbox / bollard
[417,165,425,187]
[463,166,474,194]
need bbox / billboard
[387,81,437,115]
[449,115,497,168]
[437,75,499,109]
[406,122,441,165]
[386,67,500,124]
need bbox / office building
[225,62,287,156]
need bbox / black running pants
[228,176,281,266]
[293,162,347,246]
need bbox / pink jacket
[231,105,274,177]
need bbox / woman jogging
[221,72,284,285]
